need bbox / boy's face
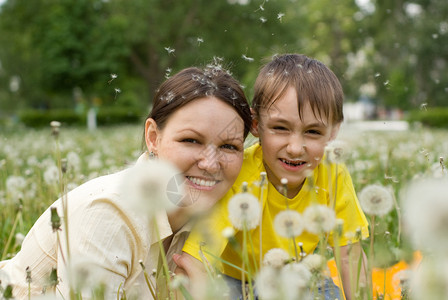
[251,86,340,198]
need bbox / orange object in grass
[327,251,422,300]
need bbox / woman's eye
[181,138,199,144]
[273,126,288,131]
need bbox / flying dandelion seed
[197,37,204,46]
[114,88,121,100]
[164,47,175,55]
[274,210,304,238]
[228,192,261,230]
[420,102,428,110]
[165,68,172,79]
[108,73,117,84]
[277,12,285,22]
[242,54,254,62]
[260,17,267,23]
[359,184,394,216]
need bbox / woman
[0,65,251,299]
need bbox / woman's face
[145,96,245,214]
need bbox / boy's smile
[251,86,340,198]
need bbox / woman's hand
[173,252,208,299]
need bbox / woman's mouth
[186,176,218,188]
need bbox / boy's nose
[286,135,305,156]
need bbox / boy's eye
[306,129,322,135]
[220,144,239,151]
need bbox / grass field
[1,122,447,299]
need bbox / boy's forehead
[259,100,330,126]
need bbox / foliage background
[0,0,447,120]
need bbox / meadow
[1,122,447,299]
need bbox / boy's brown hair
[252,54,344,125]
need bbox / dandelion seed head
[359,184,394,216]
[44,164,59,186]
[263,248,290,268]
[67,256,108,294]
[325,140,349,164]
[274,210,304,238]
[280,263,312,298]
[256,266,279,300]
[402,177,448,254]
[228,192,261,230]
[303,204,336,234]
[170,274,189,289]
[302,254,327,274]
[120,159,181,217]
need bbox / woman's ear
[145,118,160,154]
[250,108,260,137]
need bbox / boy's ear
[250,108,260,137]
[145,118,160,154]
[329,123,341,141]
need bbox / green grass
[1,123,447,267]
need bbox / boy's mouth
[280,159,306,167]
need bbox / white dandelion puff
[260,17,267,23]
[280,263,312,299]
[274,210,304,238]
[242,54,254,62]
[170,274,189,289]
[255,266,279,300]
[303,204,336,234]
[44,164,60,186]
[402,177,448,254]
[6,175,27,197]
[263,248,290,268]
[359,184,394,216]
[67,255,109,294]
[228,192,261,230]
[410,259,448,299]
[14,233,25,248]
[120,159,182,216]
[302,254,327,274]
[325,140,349,164]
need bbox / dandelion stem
[153,218,172,298]
[1,207,22,260]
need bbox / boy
[175,54,369,300]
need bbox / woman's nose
[197,144,221,174]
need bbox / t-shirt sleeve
[328,164,369,247]
[182,190,233,267]
[57,197,143,299]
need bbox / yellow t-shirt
[183,143,369,280]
